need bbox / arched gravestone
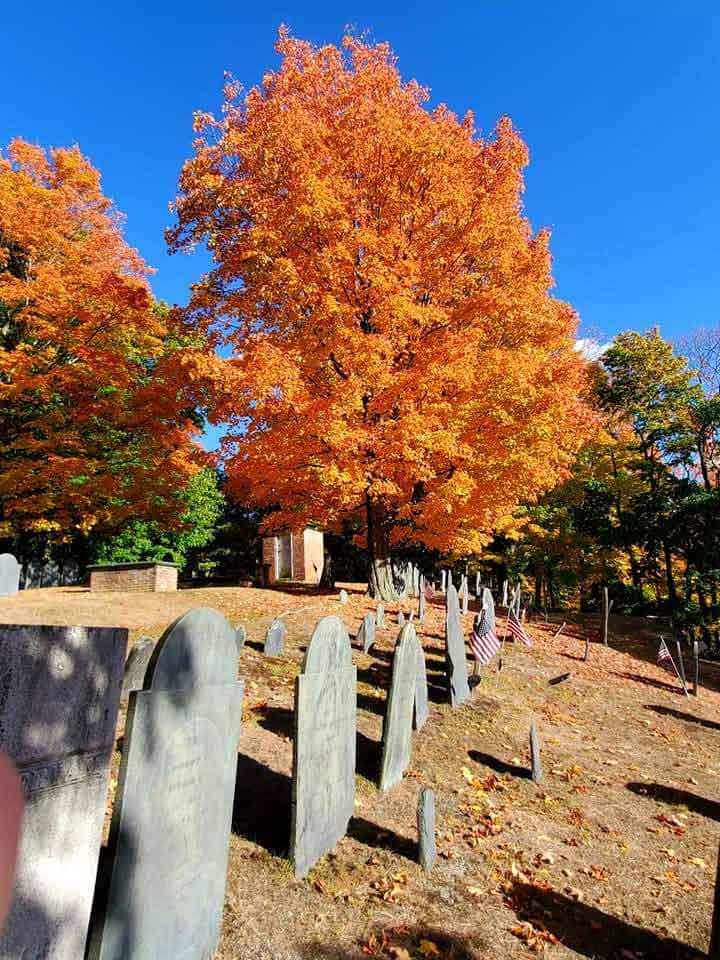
[0,624,127,960]
[0,553,20,597]
[235,624,247,651]
[481,588,496,636]
[375,603,385,629]
[397,610,405,627]
[418,588,426,623]
[264,618,285,657]
[379,623,421,791]
[90,608,243,960]
[291,616,356,879]
[445,584,470,707]
[357,612,375,654]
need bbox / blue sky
[2,2,719,447]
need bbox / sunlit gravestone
[357,611,375,653]
[413,634,429,730]
[0,624,127,960]
[0,553,20,597]
[379,623,419,791]
[89,608,243,960]
[291,616,356,879]
[445,583,470,707]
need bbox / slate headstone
[397,610,405,627]
[441,570,446,594]
[121,636,155,697]
[530,721,543,783]
[89,607,243,960]
[461,576,469,616]
[0,553,20,598]
[413,637,429,731]
[291,616,356,878]
[376,602,385,629]
[418,588,426,623]
[339,589,348,604]
[417,788,436,872]
[379,623,418,791]
[482,588,496,636]
[475,571,480,596]
[264,618,286,657]
[357,611,375,654]
[0,624,127,960]
[235,624,247,651]
[444,584,471,707]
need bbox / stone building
[261,529,324,585]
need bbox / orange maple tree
[0,140,211,541]
[170,30,593,598]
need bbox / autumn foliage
[171,31,591,594]
[0,140,208,539]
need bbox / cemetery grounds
[4,584,718,960]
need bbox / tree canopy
[0,140,212,541]
[169,30,592,597]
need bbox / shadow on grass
[257,705,294,740]
[348,817,417,860]
[232,753,291,856]
[356,730,381,783]
[508,880,703,958]
[356,692,386,717]
[627,781,720,820]
[613,671,685,694]
[645,703,720,731]
[299,925,482,959]
[468,749,530,779]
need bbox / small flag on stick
[470,610,500,666]
[657,637,672,664]
[507,608,532,648]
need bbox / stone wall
[88,562,178,593]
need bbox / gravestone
[236,624,247,651]
[357,612,375,654]
[338,589,348,604]
[121,636,155,697]
[376,602,385,629]
[397,610,405,627]
[445,584,470,707]
[90,607,243,960]
[0,624,127,960]
[417,788,436,872]
[413,637,429,731]
[0,553,20,598]
[441,570,446,593]
[475,571,480,596]
[264,618,285,657]
[291,616,356,878]
[418,588,426,623]
[482,588,496,636]
[461,577,469,615]
[379,623,419,791]
[530,721,543,783]
[502,580,508,607]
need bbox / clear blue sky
[2,1,719,445]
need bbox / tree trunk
[366,496,403,602]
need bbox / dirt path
[2,585,717,958]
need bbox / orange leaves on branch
[170,29,593,554]
[0,141,212,538]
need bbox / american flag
[470,610,500,666]
[507,609,532,647]
[657,637,672,664]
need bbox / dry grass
[2,583,718,959]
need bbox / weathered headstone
[376,602,385,629]
[264,618,286,657]
[121,636,155,697]
[379,623,419,791]
[417,788,436,872]
[291,616,356,878]
[236,623,247,650]
[441,570,447,593]
[357,611,375,654]
[339,589,348,604]
[414,637,429,731]
[418,588,426,623]
[0,624,127,960]
[461,576,469,616]
[0,553,20,598]
[90,607,243,960]
[444,584,470,707]
[530,721,543,783]
[474,571,480,596]
[397,610,405,627]
[502,580,508,607]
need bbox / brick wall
[88,563,178,593]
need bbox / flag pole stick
[661,636,688,697]
[675,639,690,698]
